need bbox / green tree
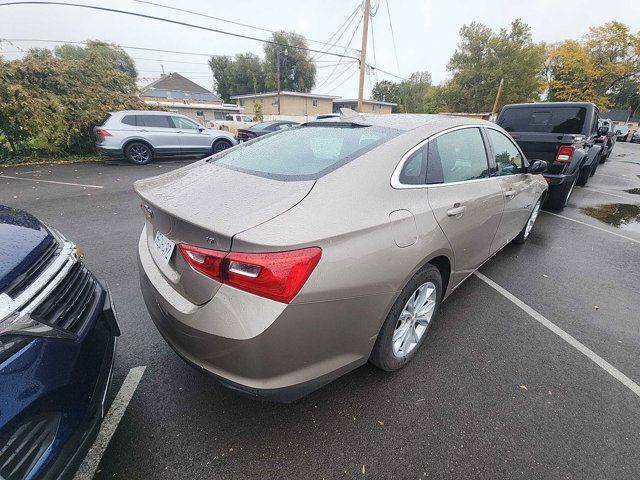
[372,72,437,113]
[263,31,316,92]
[209,53,265,102]
[372,80,400,106]
[444,19,546,112]
[0,47,143,156]
[54,40,138,80]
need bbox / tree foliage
[0,44,143,156]
[371,72,436,113]
[209,53,265,103]
[443,19,546,112]
[54,40,138,81]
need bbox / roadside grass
[0,154,103,168]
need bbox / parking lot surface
[2,144,640,479]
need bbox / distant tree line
[0,40,143,157]
[372,20,640,116]
[209,31,317,103]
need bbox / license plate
[153,230,175,264]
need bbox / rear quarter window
[212,125,398,181]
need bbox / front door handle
[446,204,466,217]
[139,129,148,133]
[504,189,517,198]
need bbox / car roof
[109,110,186,116]
[501,102,597,109]
[319,112,496,133]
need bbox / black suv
[496,102,606,210]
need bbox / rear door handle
[446,205,466,217]
[140,129,148,132]
[504,189,517,198]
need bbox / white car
[210,113,255,135]
[95,110,237,165]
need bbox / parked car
[95,111,237,165]
[209,113,255,136]
[632,130,640,144]
[236,121,299,142]
[597,118,617,161]
[0,205,120,479]
[135,114,547,402]
[616,124,629,142]
[496,102,604,210]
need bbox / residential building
[230,91,339,117]
[332,99,396,114]
[140,73,240,125]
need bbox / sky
[1,0,639,101]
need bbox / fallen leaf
[594,305,599,310]
[519,385,528,390]
[377,420,384,426]
[542,274,549,278]
[362,464,366,474]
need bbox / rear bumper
[543,172,574,187]
[96,145,123,158]
[0,285,119,480]
[137,228,389,402]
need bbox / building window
[239,99,245,107]
[196,111,204,117]
[312,98,318,107]
[272,98,279,107]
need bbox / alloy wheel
[130,145,150,163]
[524,200,541,239]
[392,282,437,358]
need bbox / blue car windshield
[211,124,398,180]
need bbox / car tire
[576,162,591,186]
[590,159,598,177]
[369,264,442,372]
[599,152,607,164]
[545,175,576,211]
[512,198,542,244]
[125,142,153,165]
[212,139,233,154]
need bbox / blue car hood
[0,205,52,293]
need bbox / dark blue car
[0,205,119,480]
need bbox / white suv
[94,110,237,165]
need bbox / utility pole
[492,78,504,114]
[276,49,281,115]
[357,0,371,113]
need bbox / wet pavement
[1,142,640,479]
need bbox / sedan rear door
[426,127,505,287]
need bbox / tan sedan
[136,113,548,402]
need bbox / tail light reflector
[555,145,575,163]
[177,244,322,303]
[95,129,111,136]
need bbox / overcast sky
[1,0,639,101]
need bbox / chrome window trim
[391,124,498,189]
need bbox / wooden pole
[357,0,371,113]
[276,49,281,115]
[492,78,504,114]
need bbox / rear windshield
[98,113,112,126]
[499,107,588,134]
[211,124,398,180]
[249,121,278,130]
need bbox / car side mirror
[597,126,609,136]
[197,126,205,132]
[615,130,621,135]
[528,159,547,174]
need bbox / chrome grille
[31,262,100,334]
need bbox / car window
[399,146,427,185]
[225,114,234,121]
[487,129,524,176]
[172,116,199,130]
[214,112,225,120]
[213,125,399,180]
[242,116,253,122]
[276,123,294,130]
[428,128,489,183]
[121,115,137,126]
[139,115,173,128]
[499,107,587,134]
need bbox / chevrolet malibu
[136,113,548,402]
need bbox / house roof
[141,73,223,102]
[333,99,397,107]
[230,91,340,100]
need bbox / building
[332,99,396,114]
[140,73,240,125]
[230,91,340,117]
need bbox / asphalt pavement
[1,144,639,479]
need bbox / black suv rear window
[499,107,587,134]
[212,124,398,180]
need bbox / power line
[131,0,359,54]
[310,2,361,61]
[326,65,360,94]
[0,2,361,61]
[384,0,401,77]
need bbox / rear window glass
[98,113,112,126]
[139,115,173,128]
[121,115,137,126]
[212,125,398,180]
[499,107,587,134]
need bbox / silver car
[95,110,237,165]
[136,113,548,402]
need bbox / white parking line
[474,272,640,399]
[73,366,147,480]
[542,211,640,245]
[0,174,103,189]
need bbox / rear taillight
[95,129,111,136]
[178,244,322,303]
[555,145,575,163]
